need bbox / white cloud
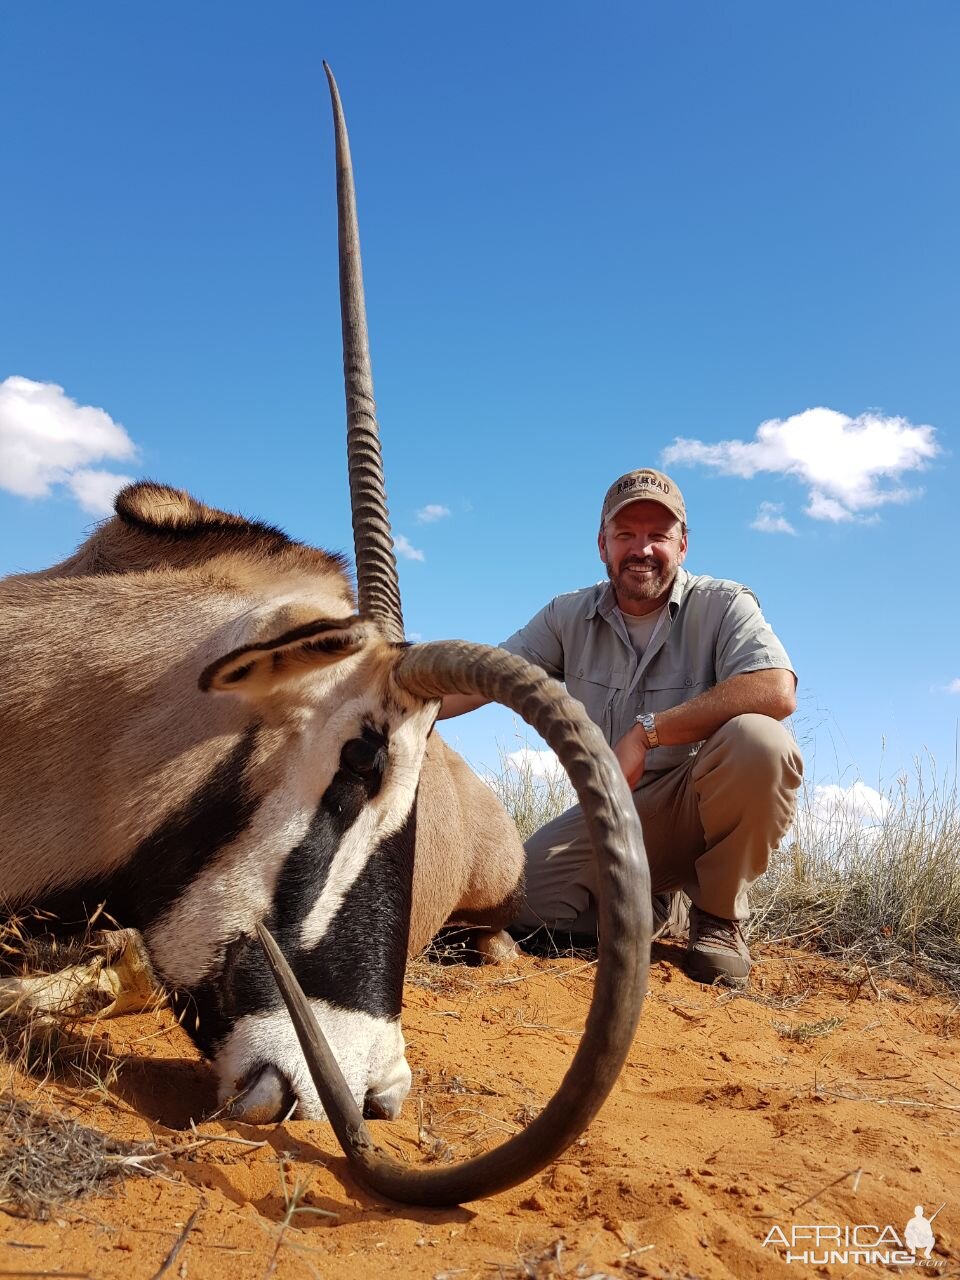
[803,490,855,523]
[806,780,890,827]
[750,501,796,535]
[785,779,891,860]
[505,746,565,780]
[945,679,960,695]
[66,468,137,515]
[0,376,139,515]
[416,503,451,524]
[394,534,425,562]
[662,407,939,523]
[0,373,138,514]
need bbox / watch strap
[636,712,659,749]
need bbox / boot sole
[684,953,751,988]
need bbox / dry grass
[256,1152,338,1279]
[0,912,124,1088]
[407,948,483,999]
[413,1064,536,1161]
[0,1009,118,1093]
[0,907,105,982]
[772,1016,843,1042]
[483,1238,570,1279]
[481,1236,666,1279]
[0,1093,158,1220]
[752,753,960,992]
[0,914,153,1222]
[482,739,576,844]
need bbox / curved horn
[258,641,651,1205]
[324,61,404,644]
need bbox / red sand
[2,939,958,1279]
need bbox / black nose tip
[362,1091,393,1120]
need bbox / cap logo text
[617,475,670,497]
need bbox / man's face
[598,501,688,606]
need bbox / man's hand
[613,723,649,789]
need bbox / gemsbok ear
[199,615,372,696]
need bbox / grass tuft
[0,913,126,1088]
[773,1016,843,1042]
[482,740,575,844]
[751,753,960,992]
[0,1094,157,1220]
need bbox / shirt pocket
[639,668,709,714]
[637,669,710,771]
[564,666,629,744]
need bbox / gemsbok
[0,64,651,1205]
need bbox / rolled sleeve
[715,589,796,684]
[500,601,564,679]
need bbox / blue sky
[2,1,957,806]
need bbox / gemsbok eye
[341,733,385,777]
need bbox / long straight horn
[324,62,405,644]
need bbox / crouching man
[440,468,803,987]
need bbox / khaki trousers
[513,714,803,930]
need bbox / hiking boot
[685,906,752,987]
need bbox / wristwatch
[636,712,659,749]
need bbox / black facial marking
[30,727,261,937]
[295,799,416,1021]
[182,724,412,1053]
[173,930,266,1057]
[171,789,348,1052]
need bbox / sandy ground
[1,937,959,1280]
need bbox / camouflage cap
[600,469,686,527]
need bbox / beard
[608,556,674,603]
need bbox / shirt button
[684,677,693,687]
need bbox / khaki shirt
[500,568,796,781]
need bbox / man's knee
[695,713,803,791]
[515,804,599,932]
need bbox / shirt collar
[587,567,688,620]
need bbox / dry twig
[149,1205,201,1280]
